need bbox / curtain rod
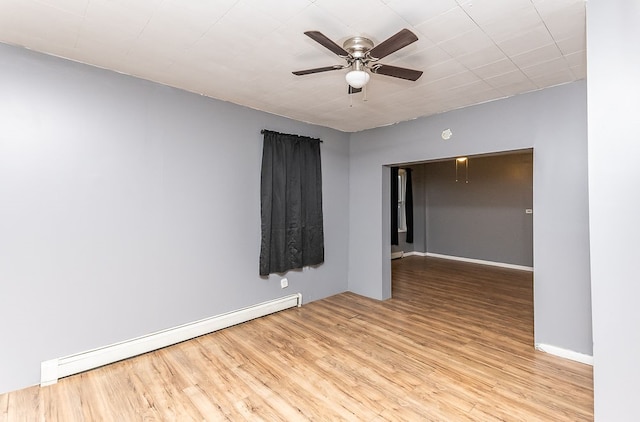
[261,129,322,142]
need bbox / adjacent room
[390,151,534,269]
[1,0,638,420]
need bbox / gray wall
[0,43,350,394]
[422,152,533,267]
[349,82,592,355]
[410,165,427,253]
[587,1,640,419]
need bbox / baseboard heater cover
[41,293,303,386]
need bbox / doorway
[390,150,534,270]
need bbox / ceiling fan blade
[348,86,362,95]
[368,29,418,60]
[372,64,423,81]
[293,65,344,76]
[304,31,349,56]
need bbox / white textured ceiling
[0,0,585,132]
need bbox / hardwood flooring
[0,256,593,421]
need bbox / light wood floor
[1,256,593,421]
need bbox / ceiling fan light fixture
[345,70,370,89]
[293,29,421,93]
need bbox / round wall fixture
[441,128,452,140]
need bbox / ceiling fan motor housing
[342,37,374,59]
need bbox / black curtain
[405,168,414,243]
[390,167,399,245]
[259,130,324,276]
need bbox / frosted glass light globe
[345,70,370,89]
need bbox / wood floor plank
[0,256,593,420]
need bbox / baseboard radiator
[41,293,303,386]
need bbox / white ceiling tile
[313,0,379,25]
[534,0,585,41]
[162,0,238,20]
[527,68,575,89]
[531,0,585,7]
[564,50,586,68]
[570,64,586,80]
[71,38,130,70]
[133,17,204,57]
[511,43,563,70]
[415,6,478,44]
[421,59,470,82]
[484,69,531,88]
[437,27,495,58]
[384,0,458,26]
[241,0,312,24]
[556,34,586,56]
[369,75,420,95]
[81,1,161,47]
[495,78,538,97]
[342,3,410,39]
[84,0,159,32]
[472,58,519,79]
[444,80,503,106]
[482,69,540,96]
[279,3,351,37]
[480,7,544,43]
[543,14,584,43]
[424,70,481,91]
[456,44,506,69]
[0,0,586,132]
[267,28,314,59]
[0,1,82,47]
[461,87,507,106]
[34,0,89,16]
[363,84,415,102]
[152,0,237,35]
[212,1,282,40]
[399,45,451,69]
[497,23,555,57]
[124,45,176,71]
[171,35,234,71]
[458,0,533,26]
[521,57,570,80]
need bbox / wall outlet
[280,278,288,289]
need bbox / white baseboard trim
[40,293,303,387]
[423,252,534,272]
[392,251,428,259]
[403,251,428,257]
[535,343,593,366]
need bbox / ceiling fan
[293,29,423,94]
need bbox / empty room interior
[0,1,638,420]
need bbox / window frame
[398,169,407,233]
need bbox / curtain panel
[405,168,414,243]
[259,130,324,276]
[390,167,399,245]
